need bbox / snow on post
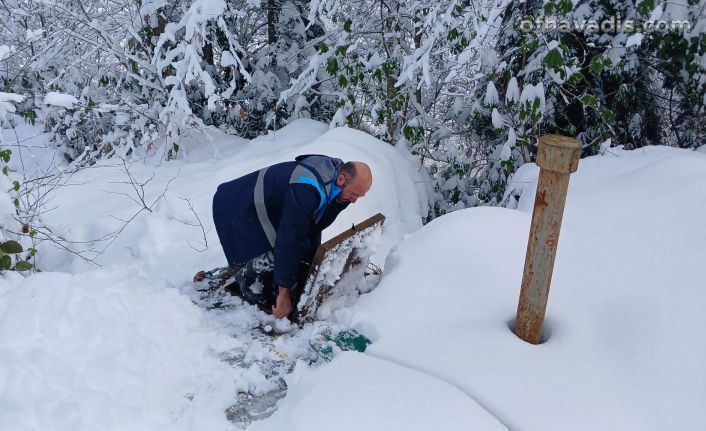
[514,135,580,344]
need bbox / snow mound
[251,352,506,431]
[343,146,706,430]
[37,121,430,280]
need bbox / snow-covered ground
[250,352,505,431]
[330,145,705,430]
[1,121,705,430]
[0,120,431,430]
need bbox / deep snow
[250,352,505,431]
[1,120,705,430]
[0,269,243,431]
[332,145,706,430]
[0,120,432,430]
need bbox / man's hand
[272,287,293,319]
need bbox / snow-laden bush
[2,0,333,163]
[0,46,36,271]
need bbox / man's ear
[336,173,346,187]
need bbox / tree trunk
[267,0,278,45]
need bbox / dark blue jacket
[212,155,349,289]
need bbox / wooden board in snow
[296,213,385,322]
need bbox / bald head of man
[335,161,372,204]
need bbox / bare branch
[175,196,209,253]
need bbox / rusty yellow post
[514,135,581,344]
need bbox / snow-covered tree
[467,0,706,208]
[281,0,506,215]
[2,0,704,218]
[1,0,330,161]
[648,1,706,149]
[229,0,335,136]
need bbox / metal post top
[540,134,581,150]
[537,135,581,173]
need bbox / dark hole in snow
[507,317,552,344]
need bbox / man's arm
[272,286,292,319]
[272,183,319,318]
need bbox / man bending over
[209,155,372,319]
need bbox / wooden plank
[296,213,385,321]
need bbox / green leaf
[381,59,397,77]
[1,240,23,254]
[602,110,616,122]
[447,28,460,42]
[343,19,352,33]
[335,44,349,56]
[326,57,339,75]
[173,143,179,153]
[589,56,605,74]
[0,255,11,270]
[2,166,8,176]
[543,48,564,71]
[338,75,348,88]
[579,93,599,108]
[636,0,655,15]
[13,181,20,192]
[557,0,573,14]
[0,150,11,163]
[501,157,516,174]
[21,109,37,126]
[14,261,33,271]
[319,43,329,54]
[13,198,19,208]
[617,84,631,102]
[568,71,586,84]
